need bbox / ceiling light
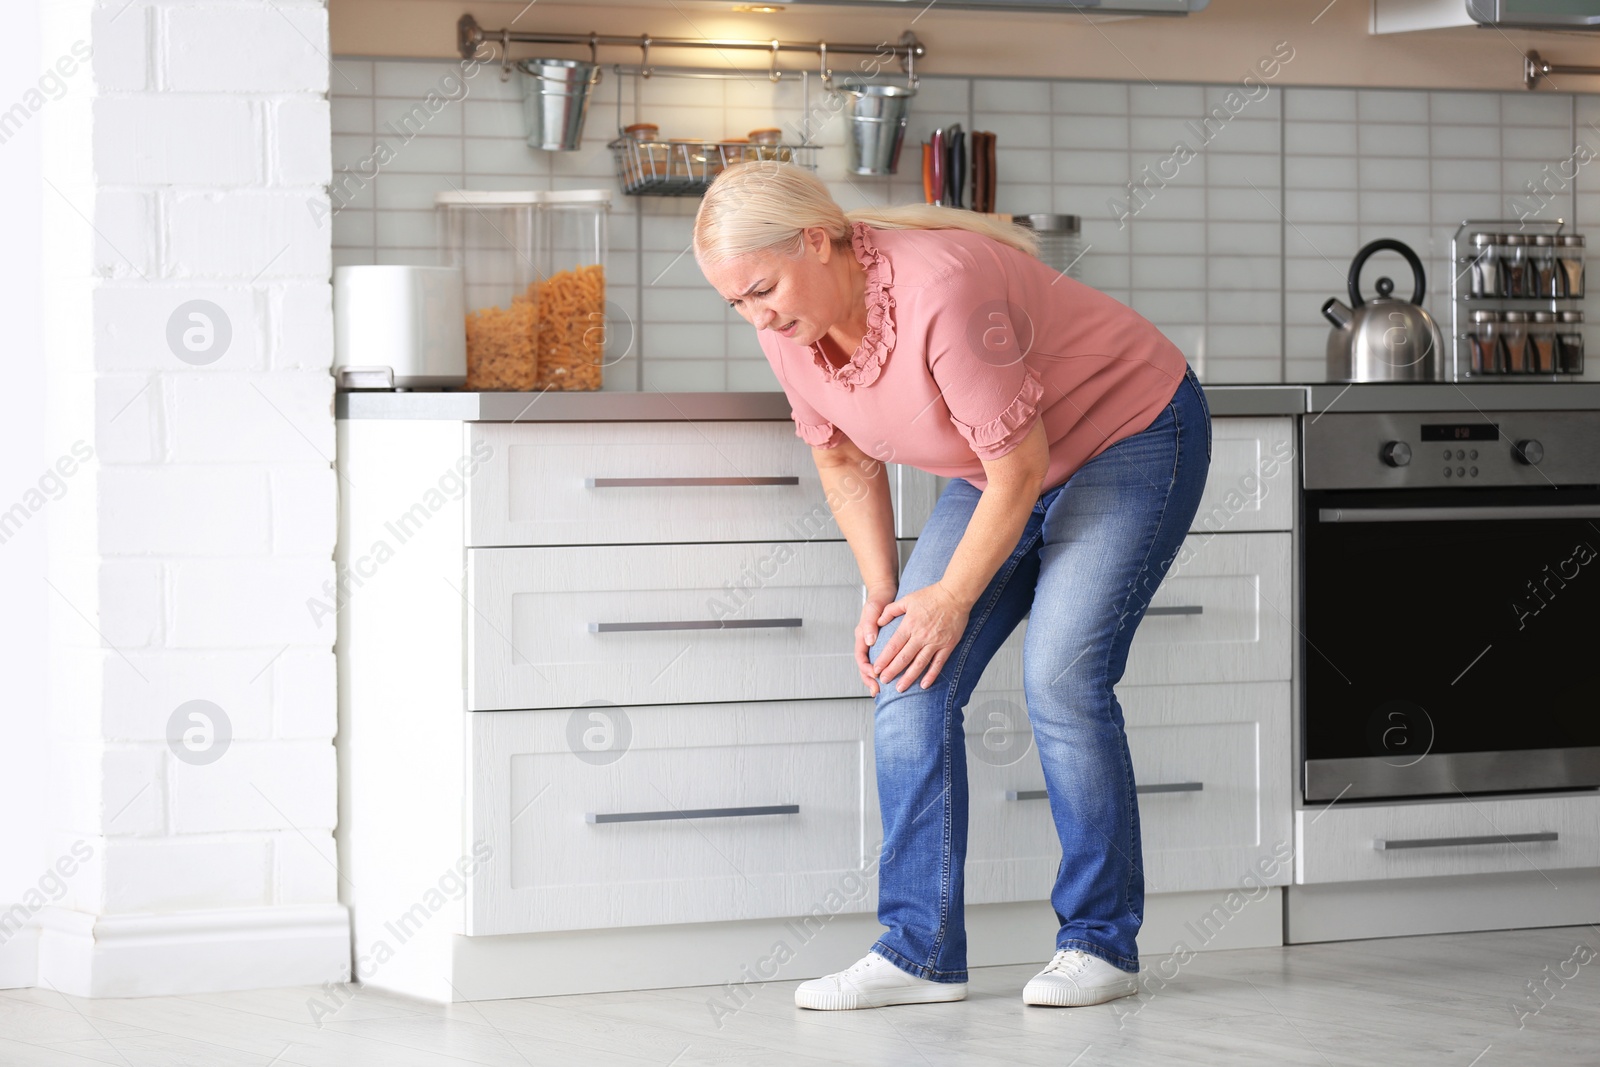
[732,4,786,12]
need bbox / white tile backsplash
[335,59,1599,385]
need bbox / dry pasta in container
[535,189,610,391]
[436,190,543,390]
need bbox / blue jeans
[867,365,1211,981]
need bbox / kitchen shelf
[609,138,819,197]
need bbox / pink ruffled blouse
[757,222,1188,492]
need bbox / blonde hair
[692,160,1038,265]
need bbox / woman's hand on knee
[856,585,897,697]
[873,582,969,693]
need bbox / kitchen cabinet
[1294,793,1600,885]
[467,421,935,545]
[337,412,1298,1000]
[466,541,866,710]
[466,699,876,935]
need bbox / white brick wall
[39,0,342,995]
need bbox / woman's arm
[812,438,899,696]
[872,419,1050,692]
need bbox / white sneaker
[1022,949,1139,1007]
[794,952,967,1010]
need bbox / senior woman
[693,162,1210,1011]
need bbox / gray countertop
[336,386,1306,420]
[335,382,1600,421]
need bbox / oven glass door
[1303,486,1600,801]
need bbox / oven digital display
[1419,423,1499,442]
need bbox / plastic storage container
[436,191,543,391]
[536,190,611,391]
[436,189,611,391]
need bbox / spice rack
[1449,219,1585,382]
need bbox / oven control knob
[1513,439,1545,465]
[1380,441,1412,468]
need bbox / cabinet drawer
[467,422,934,546]
[969,531,1291,689]
[467,541,864,710]
[1294,793,1600,885]
[963,682,1292,900]
[466,700,875,934]
[1194,418,1295,533]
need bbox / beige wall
[330,0,1600,92]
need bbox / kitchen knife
[921,141,934,205]
[979,129,992,212]
[943,123,962,207]
[930,127,944,207]
[966,129,979,212]
[947,127,960,209]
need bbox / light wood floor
[3,925,1595,1065]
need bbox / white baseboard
[427,889,1283,1002]
[1285,867,1600,944]
[34,904,351,998]
[0,927,38,990]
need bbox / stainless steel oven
[1301,408,1600,802]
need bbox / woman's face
[699,227,852,347]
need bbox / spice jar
[1501,310,1531,373]
[1500,233,1530,298]
[1557,234,1586,298]
[1558,310,1585,374]
[747,128,790,162]
[622,123,667,188]
[1468,232,1502,298]
[1468,310,1503,375]
[1532,234,1559,298]
[1530,311,1558,374]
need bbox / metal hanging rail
[457,14,924,77]
[1524,50,1600,91]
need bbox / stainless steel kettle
[1322,239,1444,382]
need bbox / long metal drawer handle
[585,476,800,488]
[1146,606,1203,617]
[1138,781,1205,794]
[589,618,802,633]
[1007,783,1203,802]
[1321,505,1600,524]
[587,804,800,825]
[1374,831,1558,851]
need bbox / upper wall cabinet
[1375,0,1600,33]
[785,0,1207,12]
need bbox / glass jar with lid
[1557,234,1586,298]
[1468,232,1502,298]
[1468,310,1503,375]
[1500,310,1531,373]
[1531,234,1559,298]
[1530,310,1558,374]
[435,191,543,390]
[1557,310,1585,374]
[1499,233,1530,298]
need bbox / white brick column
[36,0,346,996]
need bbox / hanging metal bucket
[837,82,916,176]
[517,58,602,151]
